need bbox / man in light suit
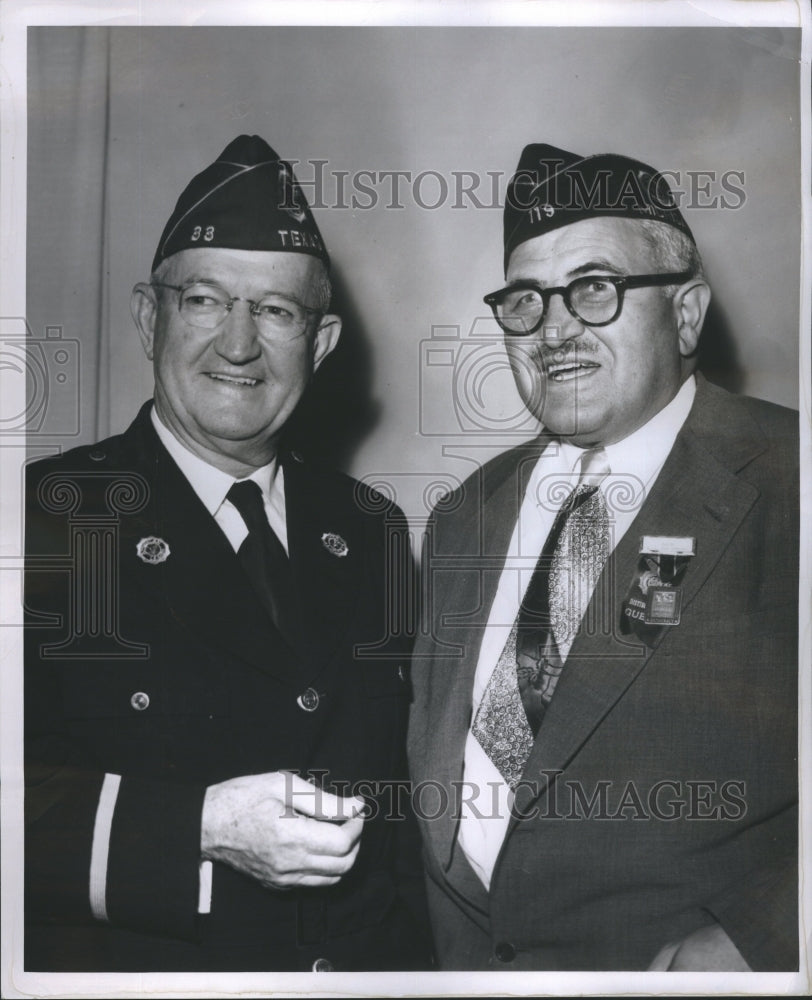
[408,144,798,971]
[25,135,429,972]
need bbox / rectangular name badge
[623,536,695,639]
[639,535,696,557]
[644,586,683,626]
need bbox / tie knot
[578,447,610,488]
[227,479,267,532]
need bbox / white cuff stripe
[89,773,121,922]
[198,860,213,914]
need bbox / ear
[130,282,159,360]
[311,314,342,372]
[672,279,711,358]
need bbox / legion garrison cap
[151,134,328,273]
[504,143,694,272]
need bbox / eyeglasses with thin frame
[152,281,322,341]
[484,271,695,335]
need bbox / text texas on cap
[151,134,329,272]
[503,143,695,272]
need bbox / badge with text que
[621,535,694,644]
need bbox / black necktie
[227,480,298,649]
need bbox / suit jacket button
[88,449,106,462]
[291,450,304,463]
[297,687,320,712]
[130,691,150,711]
[312,957,333,972]
[495,941,516,963]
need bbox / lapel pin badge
[321,532,349,558]
[136,536,171,565]
[622,535,695,640]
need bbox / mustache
[539,340,601,366]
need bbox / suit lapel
[512,378,765,815]
[119,406,301,683]
[421,441,548,869]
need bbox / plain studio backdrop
[26,25,801,531]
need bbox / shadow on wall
[697,297,745,395]
[283,262,381,471]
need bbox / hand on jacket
[648,922,751,971]
[200,771,365,890]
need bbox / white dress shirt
[150,406,288,552]
[457,376,697,889]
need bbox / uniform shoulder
[282,449,408,522]
[24,431,141,557]
[25,431,130,484]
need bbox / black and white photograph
[1,1,809,996]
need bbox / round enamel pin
[136,536,170,565]
[321,532,348,558]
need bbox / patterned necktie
[472,448,611,788]
[227,480,299,650]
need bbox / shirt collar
[542,374,697,484]
[150,405,278,515]
[602,374,696,484]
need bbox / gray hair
[637,220,705,294]
[312,262,333,312]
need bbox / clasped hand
[201,771,365,890]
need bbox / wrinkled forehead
[505,217,656,283]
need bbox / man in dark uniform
[408,143,798,971]
[25,135,429,972]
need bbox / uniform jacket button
[290,450,304,463]
[130,691,150,711]
[311,957,333,972]
[88,449,106,462]
[494,941,516,963]
[297,687,320,712]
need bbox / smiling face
[504,217,708,447]
[131,247,341,476]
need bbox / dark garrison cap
[151,134,328,273]
[504,143,694,272]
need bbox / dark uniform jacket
[25,401,430,972]
[408,375,798,971]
